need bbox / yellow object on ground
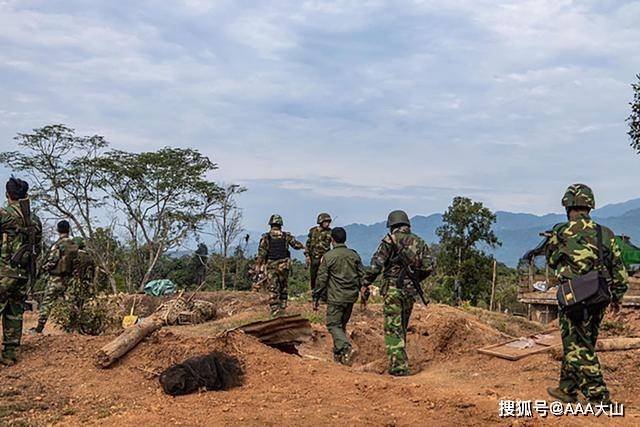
[122,296,139,328]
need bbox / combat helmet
[268,214,284,226]
[386,210,410,228]
[316,212,332,225]
[562,184,595,209]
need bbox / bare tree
[211,184,247,290]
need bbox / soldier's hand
[305,256,310,267]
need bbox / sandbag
[159,352,243,396]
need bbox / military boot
[1,349,17,367]
[341,347,357,366]
[547,387,578,403]
[29,320,46,334]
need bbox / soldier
[33,220,79,333]
[256,215,304,317]
[0,177,42,366]
[312,227,364,365]
[305,213,333,291]
[362,210,432,376]
[546,184,628,404]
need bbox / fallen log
[96,314,165,368]
[95,297,216,369]
[596,337,640,352]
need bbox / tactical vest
[267,235,289,261]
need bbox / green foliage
[629,74,640,153]
[51,279,116,335]
[287,259,311,298]
[435,197,501,306]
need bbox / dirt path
[1,295,639,426]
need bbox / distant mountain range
[231,198,640,268]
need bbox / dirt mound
[300,303,532,374]
[5,292,640,425]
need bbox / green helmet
[386,210,410,228]
[268,214,283,226]
[317,212,332,224]
[562,184,595,209]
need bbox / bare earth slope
[2,292,640,426]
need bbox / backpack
[50,238,80,276]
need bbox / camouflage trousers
[383,286,415,375]
[309,257,322,291]
[326,302,354,359]
[558,307,608,401]
[265,259,291,316]
[39,276,68,324]
[0,276,27,360]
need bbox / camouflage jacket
[314,243,365,304]
[43,235,77,276]
[256,229,304,264]
[545,213,629,304]
[0,200,43,279]
[364,225,432,286]
[305,226,332,259]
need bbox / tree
[94,147,221,290]
[0,125,120,292]
[628,74,640,153]
[436,197,501,305]
[211,184,246,290]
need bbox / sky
[1,0,639,235]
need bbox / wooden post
[490,259,497,312]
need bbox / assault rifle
[10,199,38,295]
[388,234,430,307]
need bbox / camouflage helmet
[316,212,332,224]
[268,214,283,226]
[386,210,410,228]
[562,184,595,209]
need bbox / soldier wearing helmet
[363,210,433,376]
[256,214,304,317]
[545,184,628,405]
[305,213,333,291]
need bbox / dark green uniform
[364,224,432,376]
[0,200,42,363]
[305,225,332,290]
[38,235,78,327]
[257,221,304,317]
[313,243,364,363]
[546,213,628,402]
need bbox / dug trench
[2,291,640,425]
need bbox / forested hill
[286,198,640,267]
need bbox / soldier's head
[317,212,332,229]
[386,210,410,230]
[57,220,71,235]
[331,227,346,245]
[5,177,29,201]
[268,214,283,229]
[562,184,595,219]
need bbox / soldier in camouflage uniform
[312,227,364,365]
[363,210,432,376]
[34,220,79,333]
[546,184,628,404]
[256,215,304,317]
[0,178,42,366]
[305,213,332,291]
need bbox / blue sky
[1,0,639,234]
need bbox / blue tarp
[144,279,177,296]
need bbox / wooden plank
[478,330,561,361]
